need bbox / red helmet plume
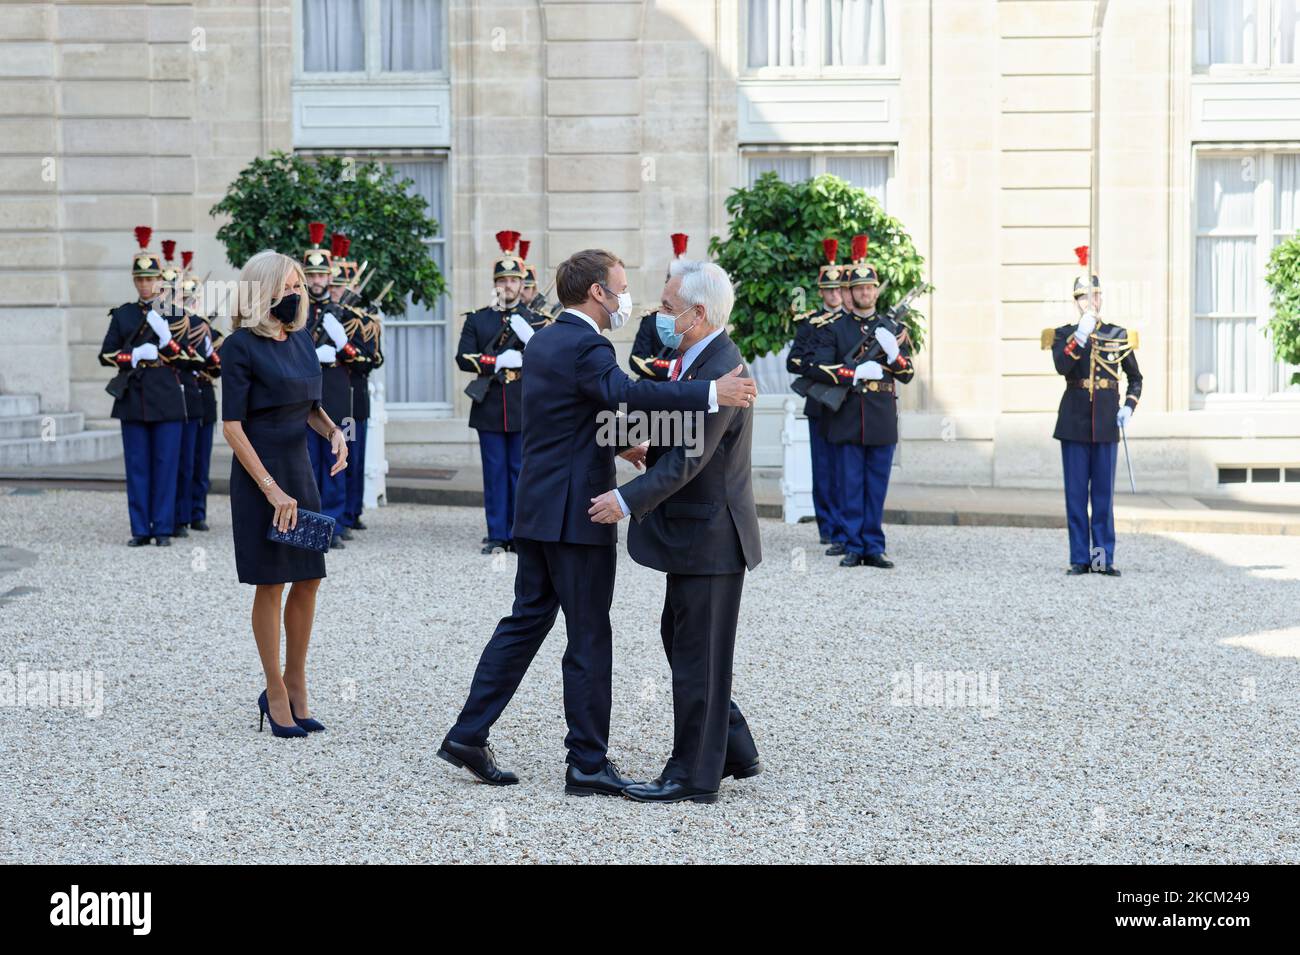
[851,234,869,263]
[518,239,531,261]
[331,233,350,258]
[134,226,152,250]
[822,238,839,264]
[181,250,194,269]
[160,239,176,262]
[670,233,689,257]
[1074,245,1089,267]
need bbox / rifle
[105,306,156,400]
[464,309,528,404]
[805,285,923,412]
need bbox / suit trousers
[657,570,756,791]
[120,420,182,538]
[307,427,347,525]
[808,418,839,543]
[1060,439,1118,567]
[448,537,616,773]
[838,442,895,557]
[174,417,200,530]
[477,429,522,542]
[190,421,214,523]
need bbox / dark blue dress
[221,327,327,585]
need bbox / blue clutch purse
[266,508,335,553]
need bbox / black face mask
[271,293,300,324]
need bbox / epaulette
[793,309,817,323]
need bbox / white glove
[130,343,159,367]
[322,313,348,348]
[853,360,884,383]
[146,311,172,347]
[874,327,900,363]
[199,335,213,358]
[316,344,337,364]
[495,348,523,370]
[1116,405,1132,428]
[509,314,536,345]
[1074,309,1098,345]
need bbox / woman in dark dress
[221,251,347,738]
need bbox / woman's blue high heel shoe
[288,698,326,733]
[258,690,308,738]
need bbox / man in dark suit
[588,259,762,805]
[438,249,759,797]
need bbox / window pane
[1196,156,1256,231]
[1276,0,1300,63]
[1195,316,1257,394]
[826,155,888,206]
[748,155,812,183]
[825,0,886,66]
[382,0,444,72]
[385,160,448,404]
[302,0,365,73]
[1195,237,1255,313]
[1275,154,1300,232]
[1194,0,1258,66]
[747,0,810,68]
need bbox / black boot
[1066,564,1090,575]
[839,552,863,567]
[127,536,152,547]
[825,542,846,557]
[862,553,894,569]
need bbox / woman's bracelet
[260,474,275,489]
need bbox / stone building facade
[3,0,1298,496]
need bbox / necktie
[670,359,682,381]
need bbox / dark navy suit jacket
[512,311,712,546]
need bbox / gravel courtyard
[2,487,1299,864]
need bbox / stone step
[0,394,40,418]
[0,430,121,469]
[0,411,85,440]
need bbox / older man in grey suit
[589,259,762,804]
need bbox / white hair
[669,258,734,330]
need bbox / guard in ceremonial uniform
[333,236,382,533]
[808,235,914,568]
[787,238,844,546]
[1046,259,1142,576]
[519,239,562,321]
[303,224,361,548]
[99,227,188,546]
[456,230,548,553]
[179,250,222,531]
[630,233,690,381]
[153,241,204,539]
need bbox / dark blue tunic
[221,327,326,585]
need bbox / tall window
[747,150,890,208]
[746,0,889,72]
[385,158,449,406]
[302,0,445,75]
[1194,151,1300,399]
[1194,0,1300,68]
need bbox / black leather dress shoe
[330,535,346,549]
[173,525,189,537]
[565,758,638,797]
[839,552,863,567]
[481,539,507,554]
[154,535,171,547]
[825,542,846,556]
[819,536,830,546]
[338,526,353,541]
[190,520,210,532]
[624,779,719,805]
[724,759,762,780]
[862,553,894,569]
[127,535,152,547]
[353,518,367,531]
[437,737,519,786]
[1098,566,1122,577]
[1066,564,1090,575]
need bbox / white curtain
[386,160,448,404]
[748,155,812,183]
[382,0,444,72]
[1195,156,1257,394]
[826,0,886,66]
[1280,0,1300,62]
[1275,153,1300,232]
[747,0,810,68]
[302,0,365,72]
[1194,0,1257,65]
[826,155,888,205]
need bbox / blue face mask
[656,305,698,350]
